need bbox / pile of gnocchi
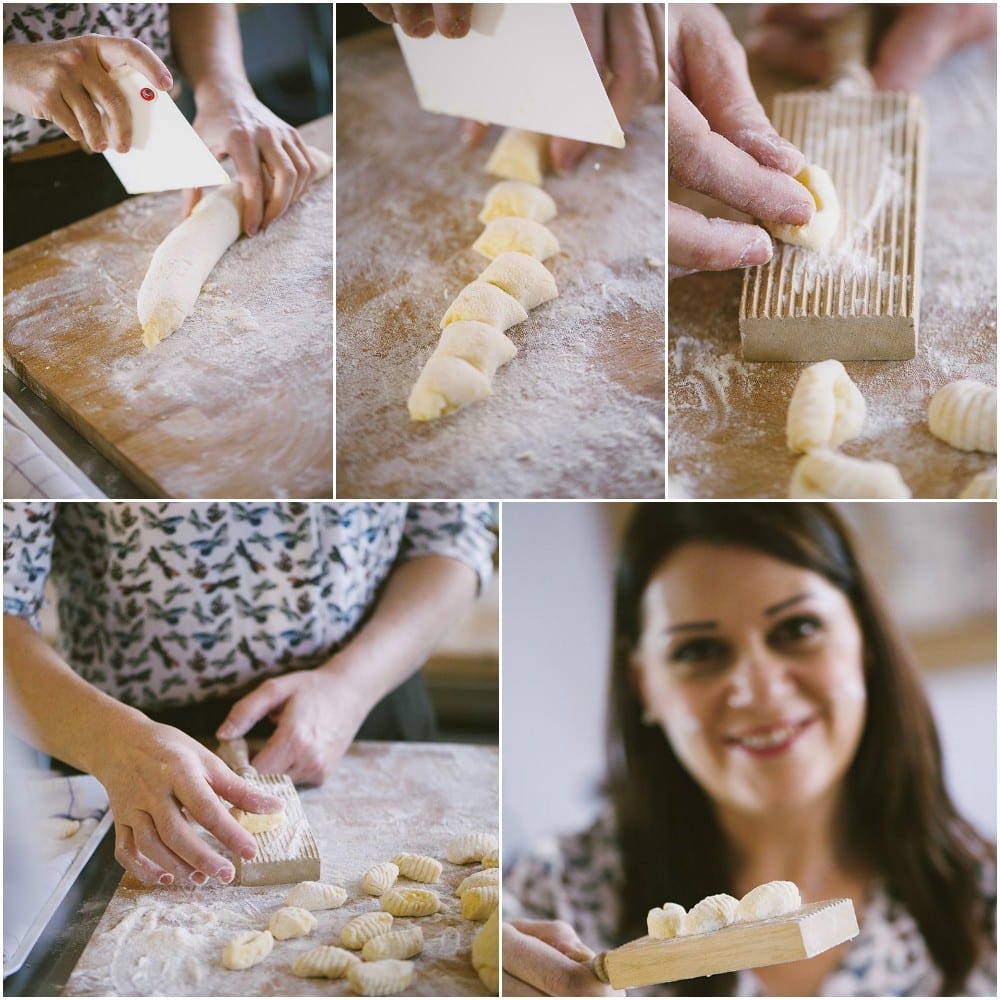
[647,880,801,939]
[220,831,499,996]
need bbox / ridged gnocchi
[786,359,866,453]
[361,925,424,961]
[362,862,400,897]
[647,902,686,939]
[447,832,499,865]
[789,449,911,499]
[481,849,499,868]
[472,907,500,995]
[221,929,274,970]
[484,128,547,185]
[480,251,558,310]
[461,884,499,921]
[440,280,527,331]
[284,881,348,911]
[391,852,443,883]
[959,468,997,498]
[269,906,317,940]
[348,958,414,997]
[230,806,285,834]
[381,886,441,917]
[291,945,359,979]
[478,180,557,224]
[765,163,841,252]
[684,893,739,934]
[341,911,394,949]
[928,380,997,453]
[473,217,559,262]
[457,868,500,896]
[736,880,801,922]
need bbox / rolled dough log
[136,146,332,349]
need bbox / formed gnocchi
[684,893,739,935]
[959,468,997,499]
[284,881,348,911]
[786,359,866,453]
[479,250,558,311]
[361,925,424,961]
[391,852,443,884]
[380,886,441,917]
[269,906,317,940]
[461,884,499,921]
[736,880,801,922]
[457,868,500,896]
[291,945,359,979]
[765,163,841,252]
[789,449,911,499]
[647,902,686,939]
[447,832,499,865]
[348,958,414,997]
[362,862,400,897]
[928,380,997,453]
[484,128,547,185]
[440,280,528,331]
[230,806,285,834]
[221,929,274,970]
[478,180,557,224]
[473,217,559,262]
[341,911,394,949]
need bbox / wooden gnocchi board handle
[590,898,858,989]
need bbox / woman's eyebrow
[764,592,813,617]
[662,620,718,634]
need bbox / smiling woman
[502,503,996,998]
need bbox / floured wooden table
[4,116,333,499]
[64,742,496,996]
[668,38,996,499]
[337,31,664,499]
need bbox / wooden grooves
[600,898,859,989]
[740,92,926,361]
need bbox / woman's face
[632,543,867,816]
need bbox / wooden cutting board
[3,116,332,499]
[63,741,496,997]
[336,31,664,500]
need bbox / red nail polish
[158,873,174,886]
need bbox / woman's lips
[725,717,815,757]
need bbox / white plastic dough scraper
[101,66,230,193]
[393,3,625,148]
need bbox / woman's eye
[669,637,728,665]
[770,615,823,644]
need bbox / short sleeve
[3,502,56,629]
[399,503,497,594]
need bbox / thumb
[182,187,202,219]
[94,35,173,91]
[216,676,290,741]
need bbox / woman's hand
[502,919,626,997]
[2,35,172,152]
[668,4,813,274]
[747,4,997,90]
[185,86,316,236]
[216,667,368,786]
[96,717,283,886]
[365,4,474,38]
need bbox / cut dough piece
[380,887,441,917]
[786,359,866,453]
[790,449,911,499]
[361,926,424,961]
[362,862,400,896]
[478,180,557,225]
[391,853,443,884]
[765,164,840,253]
[928,380,997,453]
[647,903,686,939]
[269,906,317,940]
[348,958,414,997]
[461,884,499,921]
[231,806,285,834]
[479,251,558,310]
[736,881,801,922]
[437,321,517,377]
[440,280,527,331]
[137,145,332,349]
[284,881,348,910]
[341,911,394,949]
[222,929,274,970]
[291,945,359,979]
[473,217,559,262]
[472,907,500,995]
[959,468,997,499]
[684,894,739,935]
[484,128,547,185]
[408,354,492,422]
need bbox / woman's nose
[726,640,795,708]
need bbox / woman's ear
[628,650,657,726]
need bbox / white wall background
[502,502,997,860]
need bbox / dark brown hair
[607,503,993,995]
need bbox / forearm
[3,615,150,776]
[320,555,479,709]
[168,4,251,102]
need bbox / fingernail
[414,18,435,36]
[738,234,773,266]
[118,143,128,154]
[158,873,174,886]
[217,724,235,739]
[216,866,235,884]
[780,201,814,225]
[160,73,173,89]
[190,871,208,886]
[95,142,107,152]
[248,225,259,236]
[241,846,257,860]
[450,14,469,35]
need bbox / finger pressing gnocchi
[764,163,841,253]
[786,359,866,453]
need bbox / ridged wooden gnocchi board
[597,899,858,990]
[63,742,497,996]
[3,116,332,499]
[740,91,926,361]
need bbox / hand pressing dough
[361,925,424,961]
[684,893,739,934]
[765,164,840,253]
[441,280,528,330]
[472,907,500,995]
[391,852,443,883]
[928,380,997,453]
[291,945,359,979]
[348,958,414,997]
[786,359,866,453]
[736,880,801,922]
[341,911,394,949]
[284,881,348,910]
[222,929,274,970]
[474,217,559,262]
[959,468,997,498]
[478,180,557,224]
[647,902,686,939]
[479,251,558,310]
[790,449,911,498]
[363,861,400,896]
[269,905,317,940]
[137,145,332,348]
[231,806,285,834]
[484,128,547,185]
[380,886,441,917]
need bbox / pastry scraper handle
[825,7,874,90]
[217,737,258,780]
